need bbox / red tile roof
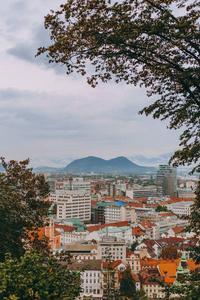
[132,227,146,236]
[54,229,61,236]
[55,224,75,232]
[87,221,130,232]
[171,226,184,234]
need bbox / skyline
[1,1,182,167]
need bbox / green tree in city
[160,246,181,260]
[135,289,148,300]
[119,266,136,299]
[37,0,200,172]
[0,251,82,300]
[155,205,168,212]
[131,241,139,252]
[0,157,50,262]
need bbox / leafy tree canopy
[160,246,181,260]
[155,204,168,212]
[0,158,50,262]
[0,251,82,300]
[37,0,200,172]
[131,241,139,251]
[119,266,136,299]
[135,289,148,300]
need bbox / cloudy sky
[0,0,182,167]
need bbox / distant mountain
[63,156,156,174]
[128,153,174,167]
[34,165,62,172]
[30,157,73,169]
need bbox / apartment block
[156,165,177,197]
[50,190,91,221]
[97,237,126,261]
[66,259,102,299]
[104,203,136,224]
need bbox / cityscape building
[50,190,91,221]
[156,165,177,197]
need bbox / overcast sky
[0,0,182,167]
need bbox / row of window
[85,272,100,277]
[84,289,101,294]
[84,279,100,283]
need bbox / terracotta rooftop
[55,224,75,232]
[132,227,146,236]
[171,226,184,234]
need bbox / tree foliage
[0,251,82,300]
[119,267,136,299]
[37,0,200,171]
[160,246,181,260]
[135,289,148,300]
[0,158,50,262]
[166,267,200,299]
[131,241,139,252]
[155,204,168,212]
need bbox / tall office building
[50,190,91,221]
[63,178,91,194]
[51,178,91,221]
[156,165,177,197]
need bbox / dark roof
[63,259,102,271]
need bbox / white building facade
[167,201,194,216]
[50,190,91,221]
[104,204,136,223]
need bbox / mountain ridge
[63,156,156,174]
[34,156,156,174]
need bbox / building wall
[104,205,136,223]
[63,178,91,194]
[156,165,177,197]
[51,191,91,221]
[167,201,194,216]
[82,270,102,298]
[143,283,165,299]
[97,239,126,261]
[56,229,87,245]
[126,254,141,274]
